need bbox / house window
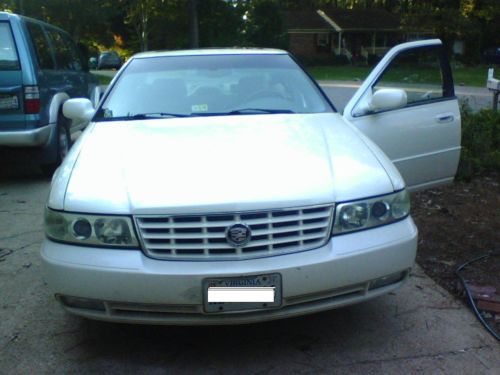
[317,33,330,47]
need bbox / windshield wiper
[129,112,189,119]
[227,108,295,115]
[190,108,295,117]
[96,112,190,122]
[97,109,294,122]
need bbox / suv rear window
[27,22,54,70]
[0,22,20,70]
[47,29,82,71]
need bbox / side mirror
[63,98,94,122]
[370,88,407,112]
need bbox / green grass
[92,73,112,85]
[451,66,494,87]
[307,65,498,87]
[307,66,371,82]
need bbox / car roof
[133,48,288,59]
[0,11,16,21]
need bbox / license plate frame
[0,94,19,110]
[203,273,282,313]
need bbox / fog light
[369,271,406,290]
[72,219,92,240]
[59,295,105,311]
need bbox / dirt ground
[412,172,500,334]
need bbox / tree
[198,0,246,47]
[124,0,165,51]
[244,0,285,48]
[189,0,199,48]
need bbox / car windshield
[94,53,334,121]
[0,22,20,71]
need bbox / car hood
[60,113,398,214]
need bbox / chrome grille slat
[141,221,329,239]
[135,204,334,260]
[144,230,328,250]
[136,211,331,229]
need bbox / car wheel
[40,116,71,177]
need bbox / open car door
[343,39,461,191]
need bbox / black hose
[455,251,500,341]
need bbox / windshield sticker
[191,104,208,112]
[103,108,113,118]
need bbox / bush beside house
[458,105,500,180]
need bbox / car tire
[40,116,71,177]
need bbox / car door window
[26,22,54,70]
[372,46,454,109]
[47,30,79,71]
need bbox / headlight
[45,208,139,248]
[332,189,410,235]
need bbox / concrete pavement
[0,163,498,373]
[319,80,493,113]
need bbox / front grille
[134,205,334,260]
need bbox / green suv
[0,12,98,174]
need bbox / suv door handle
[436,114,454,123]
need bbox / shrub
[457,103,500,180]
[299,54,351,67]
[331,54,350,66]
[367,53,380,66]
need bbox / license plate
[0,94,19,110]
[203,273,282,313]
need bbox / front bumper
[0,124,52,146]
[41,217,418,325]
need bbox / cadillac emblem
[226,223,252,247]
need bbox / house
[283,8,433,62]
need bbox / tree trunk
[140,1,149,51]
[189,0,199,48]
[18,0,24,14]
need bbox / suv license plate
[0,94,19,110]
[203,273,282,313]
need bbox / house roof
[322,8,400,31]
[284,8,401,32]
[282,10,331,32]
